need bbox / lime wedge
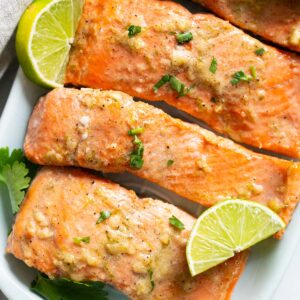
[16,0,84,88]
[186,199,285,276]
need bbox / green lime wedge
[16,0,84,88]
[186,199,285,276]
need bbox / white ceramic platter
[1,67,300,300]
[1,1,300,299]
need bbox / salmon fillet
[7,167,248,300]
[195,0,300,53]
[65,0,300,158]
[24,88,300,238]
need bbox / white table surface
[0,59,300,300]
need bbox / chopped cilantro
[73,236,90,245]
[255,48,265,56]
[176,32,193,44]
[128,25,141,38]
[153,75,171,93]
[169,215,185,230]
[209,57,217,74]
[249,66,257,80]
[148,269,155,291]
[210,97,218,103]
[153,75,191,97]
[96,211,111,224]
[0,148,31,213]
[230,70,252,85]
[128,127,144,136]
[167,160,174,167]
[130,135,144,169]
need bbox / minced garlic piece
[37,227,53,239]
[34,211,48,226]
[289,27,300,45]
[196,155,212,172]
[106,242,136,255]
[247,182,264,195]
[268,198,285,213]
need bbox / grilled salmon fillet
[24,88,300,238]
[65,0,300,158]
[195,0,300,53]
[7,167,248,300]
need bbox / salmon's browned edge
[65,0,300,158]
[195,0,300,53]
[7,167,248,300]
[24,88,300,238]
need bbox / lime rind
[16,0,84,88]
[186,199,285,276]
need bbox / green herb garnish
[249,66,257,80]
[230,70,252,85]
[210,97,218,103]
[148,269,155,291]
[176,32,193,44]
[153,75,171,93]
[153,75,191,97]
[169,215,185,230]
[0,148,31,213]
[31,273,109,300]
[255,48,265,56]
[73,236,90,245]
[96,211,111,224]
[128,25,141,38]
[128,127,144,136]
[167,160,174,167]
[209,57,217,74]
[130,135,144,169]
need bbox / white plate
[1,67,300,300]
[1,2,300,298]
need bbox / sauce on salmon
[65,0,300,158]
[24,88,300,238]
[7,167,248,300]
[195,0,300,52]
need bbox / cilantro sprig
[230,66,257,86]
[31,273,109,300]
[0,148,32,213]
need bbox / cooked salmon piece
[7,167,248,300]
[65,0,300,158]
[24,88,300,238]
[195,0,300,53]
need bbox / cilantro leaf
[73,236,90,245]
[176,32,193,44]
[169,215,185,230]
[128,127,144,136]
[148,269,155,291]
[255,48,265,56]
[0,148,31,214]
[128,25,141,38]
[167,160,174,167]
[31,273,109,300]
[96,211,111,224]
[209,57,217,74]
[153,75,171,93]
[230,70,252,85]
[129,134,144,170]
